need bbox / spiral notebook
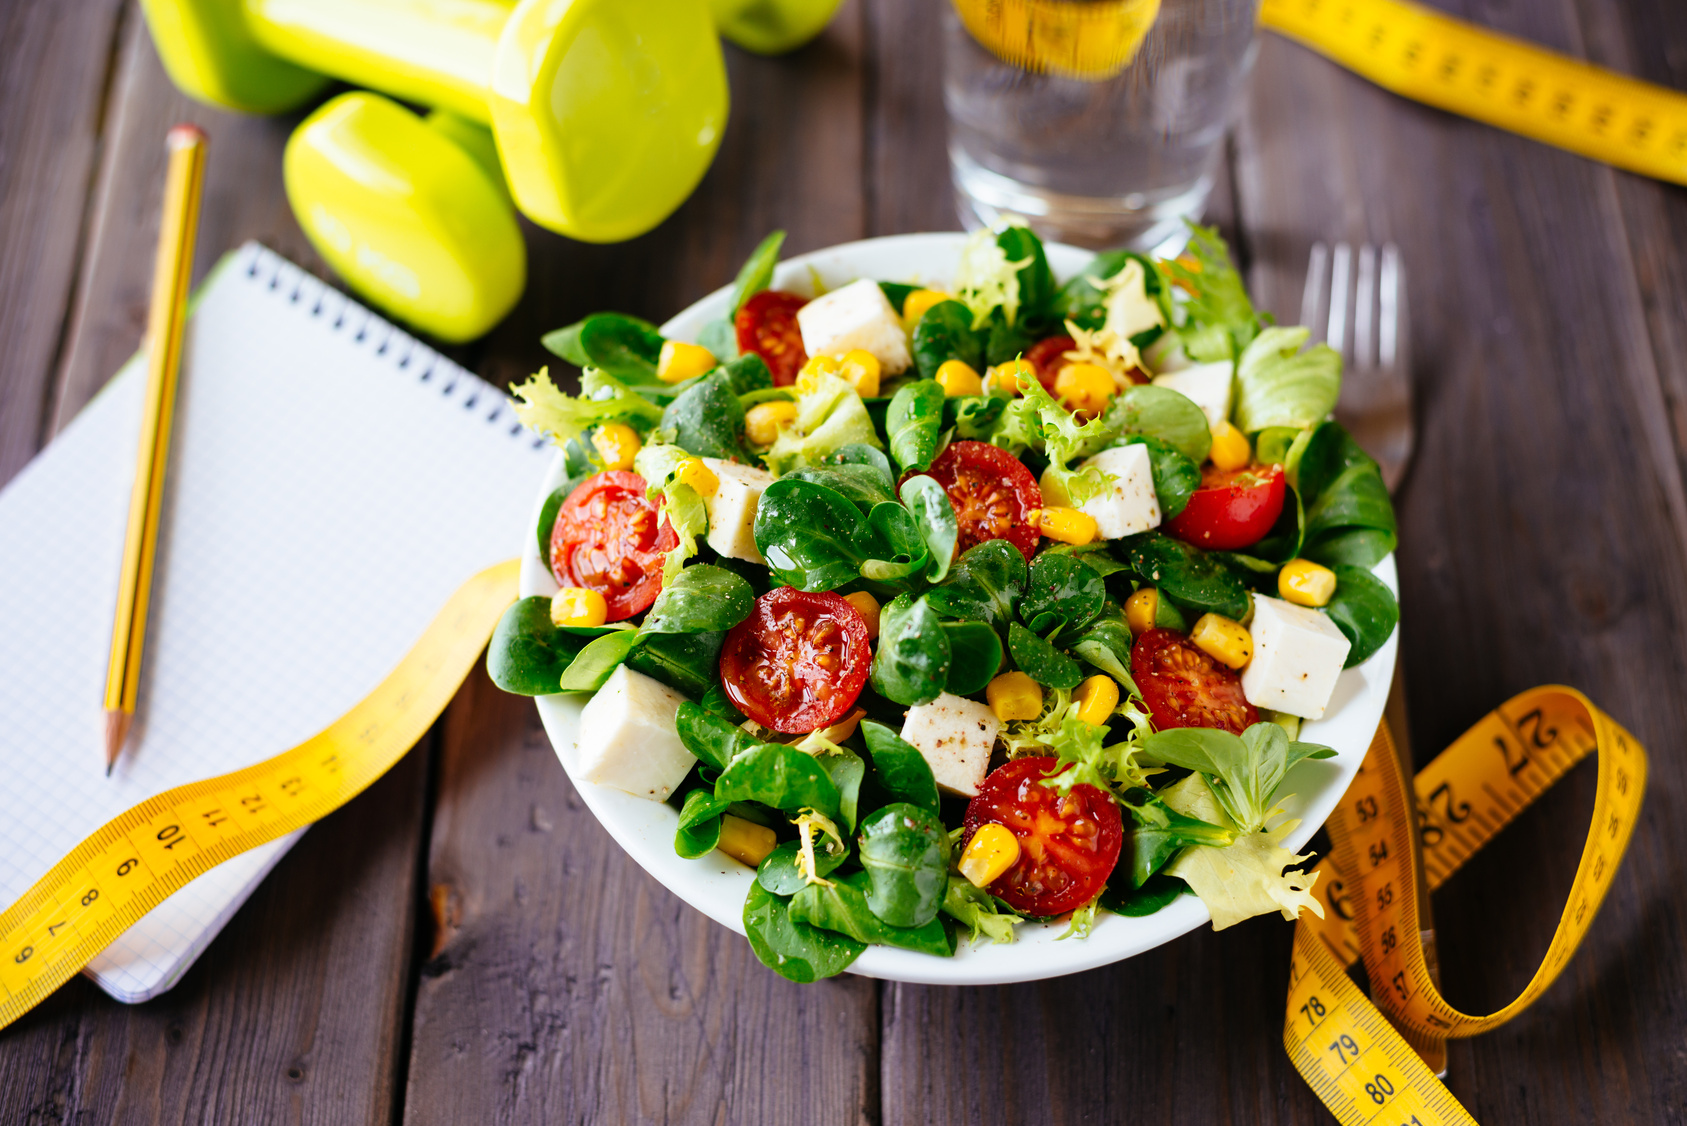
[0,243,551,1002]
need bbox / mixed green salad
[487,224,1399,981]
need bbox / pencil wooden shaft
[103,126,207,767]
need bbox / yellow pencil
[103,124,208,775]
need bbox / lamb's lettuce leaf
[1233,326,1341,434]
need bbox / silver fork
[1300,242,1414,493]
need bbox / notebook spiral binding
[237,243,550,450]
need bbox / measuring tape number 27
[1288,687,1648,1125]
[0,560,520,1032]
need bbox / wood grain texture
[0,740,431,1126]
[1232,2,1687,1120]
[0,0,127,488]
[401,19,882,1126]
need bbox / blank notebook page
[0,243,551,1002]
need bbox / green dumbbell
[140,0,729,243]
[284,92,525,343]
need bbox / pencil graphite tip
[105,710,132,776]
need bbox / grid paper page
[0,244,552,1001]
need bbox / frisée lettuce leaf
[511,367,665,450]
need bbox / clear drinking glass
[945,0,1261,252]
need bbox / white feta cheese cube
[1078,444,1162,540]
[575,665,695,800]
[700,457,774,564]
[1241,595,1353,721]
[900,692,1000,797]
[796,277,911,374]
[1152,361,1234,429]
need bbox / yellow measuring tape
[1288,687,1647,1124]
[953,0,1687,185]
[0,560,519,1033]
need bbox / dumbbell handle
[244,0,509,122]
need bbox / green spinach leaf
[743,882,864,982]
[870,594,952,706]
[675,789,733,859]
[1140,722,1335,833]
[660,368,749,461]
[1021,552,1106,636]
[862,502,930,582]
[789,871,956,957]
[996,225,1055,325]
[861,721,941,815]
[780,465,896,510]
[486,596,591,696]
[886,379,946,472]
[715,742,841,819]
[1100,384,1213,463]
[1120,532,1251,620]
[1123,434,1201,520]
[729,230,785,314]
[675,701,755,771]
[557,629,641,691]
[1007,623,1084,691]
[624,630,725,699]
[1294,421,1397,568]
[542,313,666,381]
[642,564,755,634]
[899,475,958,582]
[754,478,882,591]
[942,621,1003,695]
[926,539,1027,629]
[756,839,848,896]
[912,300,985,379]
[1323,564,1400,667]
[857,803,951,927]
[1100,872,1188,916]
[1121,788,1234,887]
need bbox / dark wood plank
[0,732,431,1125]
[0,0,127,487]
[401,14,882,1124]
[0,13,425,1121]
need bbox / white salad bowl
[520,233,1398,986]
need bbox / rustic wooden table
[3,1,1685,1122]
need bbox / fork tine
[1355,244,1377,369]
[1379,244,1402,368]
[1301,242,1330,340]
[1327,243,1352,359]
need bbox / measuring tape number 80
[1289,687,1648,1125]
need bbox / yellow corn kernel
[935,358,984,397]
[1054,362,1115,413]
[1074,674,1120,726]
[843,591,881,640]
[902,287,952,327]
[986,671,1044,722]
[1190,613,1253,670]
[676,457,718,497]
[1279,558,1338,607]
[745,400,798,446]
[815,708,866,745]
[838,348,882,397]
[1208,419,1251,472]
[1125,587,1158,635]
[551,586,608,628]
[958,823,1021,888]
[656,339,717,384]
[717,814,779,867]
[987,358,1035,396]
[799,353,841,379]
[591,422,641,471]
[1039,505,1098,545]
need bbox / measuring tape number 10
[0,560,521,1032]
[1289,687,1648,1125]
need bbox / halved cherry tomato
[915,440,1042,561]
[1131,627,1258,734]
[735,290,809,387]
[720,587,870,734]
[963,756,1123,916]
[550,471,677,622]
[1025,334,1077,393]
[1164,463,1286,551]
